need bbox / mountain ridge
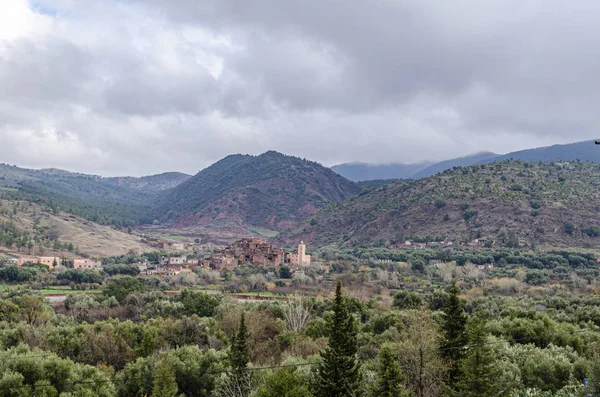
[331,140,600,181]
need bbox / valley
[2,142,600,396]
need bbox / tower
[298,241,306,267]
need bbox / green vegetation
[312,281,361,396]
[286,160,600,249]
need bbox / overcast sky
[1,0,599,176]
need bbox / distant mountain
[154,151,361,234]
[282,160,600,249]
[103,172,192,192]
[478,140,600,164]
[332,140,600,182]
[412,152,500,178]
[331,161,432,181]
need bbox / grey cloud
[0,0,599,176]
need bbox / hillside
[282,160,600,249]
[103,172,192,192]
[154,151,361,234]
[0,164,188,227]
[0,199,151,258]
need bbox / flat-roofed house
[73,259,101,269]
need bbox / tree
[103,277,143,303]
[398,310,447,397]
[312,281,361,397]
[279,265,292,279]
[563,222,575,235]
[371,344,409,397]
[153,355,179,397]
[455,317,500,397]
[441,281,468,386]
[283,297,313,332]
[228,312,252,396]
[392,290,422,309]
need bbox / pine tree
[441,280,468,385]
[455,316,500,397]
[371,344,409,397]
[313,280,361,397]
[228,312,252,395]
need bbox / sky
[1,0,599,176]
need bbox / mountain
[478,140,600,164]
[412,152,500,178]
[330,139,600,182]
[103,172,192,192]
[282,160,600,249]
[331,161,432,181]
[154,151,361,234]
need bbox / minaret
[298,241,306,267]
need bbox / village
[10,238,313,278]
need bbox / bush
[563,223,575,235]
[178,289,221,317]
[278,265,291,279]
[392,290,422,309]
[104,277,143,303]
[525,270,549,286]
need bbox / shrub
[563,223,575,235]
[392,290,422,309]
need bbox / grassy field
[0,284,101,295]
[249,227,280,238]
[40,289,102,295]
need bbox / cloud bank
[0,0,598,175]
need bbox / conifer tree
[441,280,468,385]
[371,344,409,397]
[230,312,251,379]
[455,316,500,397]
[313,280,361,397]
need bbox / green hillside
[0,164,160,227]
[282,160,600,249]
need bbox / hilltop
[153,151,361,237]
[282,160,600,249]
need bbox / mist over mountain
[332,140,600,181]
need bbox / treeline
[0,265,139,284]
[319,246,599,270]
